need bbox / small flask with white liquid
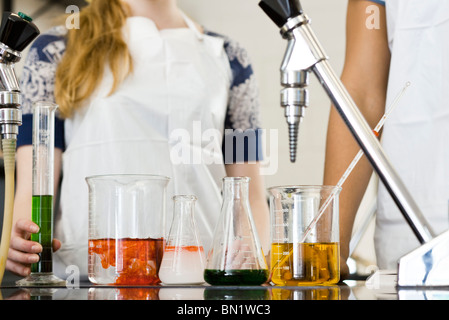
[159,195,206,285]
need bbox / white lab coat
[375,0,449,269]
[53,15,232,279]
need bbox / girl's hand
[6,218,61,276]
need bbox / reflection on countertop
[1,284,348,301]
[1,271,449,300]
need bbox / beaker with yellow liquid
[268,186,341,286]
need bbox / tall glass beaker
[268,185,341,286]
[204,177,268,285]
[86,174,169,285]
[159,195,206,285]
[17,101,66,286]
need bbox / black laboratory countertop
[1,270,448,301]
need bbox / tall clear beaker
[86,174,169,285]
[159,195,206,285]
[204,177,268,285]
[16,101,66,286]
[268,185,341,286]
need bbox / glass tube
[17,101,66,286]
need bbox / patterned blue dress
[18,25,263,162]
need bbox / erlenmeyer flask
[159,195,206,285]
[204,177,268,285]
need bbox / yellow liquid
[271,287,340,300]
[270,242,340,286]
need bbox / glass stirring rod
[274,81,411,269]
[301,81,411,242]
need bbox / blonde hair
[55,0,133,118]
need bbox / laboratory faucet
[0,12,39,140]
[0,11,39,285]
[261,0,311,163]
[259,0,449,287]
[259,0,437,247]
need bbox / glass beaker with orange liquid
[86,174,169,285]
[268,185,341,286]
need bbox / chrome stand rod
[313,59,435,244]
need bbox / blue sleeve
[17,27,66,151]
[368,0,385,5]
[206,31,264,163]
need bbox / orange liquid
[89,238,164,285]
[164,245,204,252]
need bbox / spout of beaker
[33,101,59,112]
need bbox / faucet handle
[0,12,40,52]
[259,0,303,28]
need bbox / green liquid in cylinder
[204,269,269,286]
[31,195,53,273]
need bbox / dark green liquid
[31,195,53,273]
[203,287,270,300]
[204,269,269,286]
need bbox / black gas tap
[0,11,39,140]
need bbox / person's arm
[323,0,390,278]
[225,163,270,255]
[218,34,270,255]
[7,146,62,276]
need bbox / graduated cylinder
[30,101,58,273]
